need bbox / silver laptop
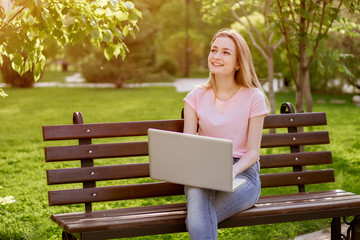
[148,128,246,192]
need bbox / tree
[201,0,284,115]
[310,14,360,93]
[276,0,360,112]
[0,0,141,96]
[156,0,225,77]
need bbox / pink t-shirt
[183,87,269,158]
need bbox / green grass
[0,87,359,240]
[39,70,76,83]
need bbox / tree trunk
[296,64,306,113]
[303,56,313,112]
[304,68,313,112]
[266,54,276,134]
[296,0,307,113]
[266,55,276,115]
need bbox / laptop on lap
[148,128,246,192]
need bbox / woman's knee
[185,186,214,205]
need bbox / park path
[0,73,208,92]
[33,73,208,93]
[293,224,349,240]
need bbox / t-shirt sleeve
[183,88,198,112]
[250,90,269,118]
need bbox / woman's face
[208,36,238,78]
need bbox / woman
[183,28,270,239]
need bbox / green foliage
[310,46,356,92]
[0,87,359,239]
[0,55,35,87]
[309,15,360,92]
[0,88,7,97]
[277,0,360,76]
[155,0,226,76]
[78,0,215,83]
[80,51,121,84]
[0,0,141,93]
[76,0,175,84]
[157,58,179,76]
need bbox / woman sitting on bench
[183,28,270,240]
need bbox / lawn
[0,86,359,240]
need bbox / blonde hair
[204,28,270,110]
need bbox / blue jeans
[184,159,261,240]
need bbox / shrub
[80,53,121,84]
[0,56,36,88]
[156,59,178,76]
[80,50,175,86]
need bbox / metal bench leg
[351,216,360,240]
[62,231,77,240]
[331,217,342,240]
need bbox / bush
[80,53,121,84]
[80,50,175,86]
[156,59,178,76]
[0,56,36,88]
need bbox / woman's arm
[183,103,198,134]
[233,115,265,178]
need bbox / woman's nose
[213,52,221,59]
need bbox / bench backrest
[43,103,333,212]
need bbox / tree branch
[6,6,26,24]
[264,0,271,45]
[277,0,298,87]
[233,0,268,50]
[273,35,285,50]
[226,1,269,59]
[287,1,296,24]
[306,0,343,70]
[305,0,315,33]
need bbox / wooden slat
[48,169,334,205]
[261,131,329,148]
[45,131,330,162]
[263,112,327,129]
[47,163,150,185]
[257,189,352,204]
[47,151,333,185]
[48,182,184,206]
[260,170,335,188]
[51,190,348,223]
[42,113,327,141]
[45,142,148,162]
[220,195,360,228]
[50,190,360,235]
[52,203,187,223]
[42,120,184,141]
[259,151,332,168]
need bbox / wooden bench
[42,102,360,240]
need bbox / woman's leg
[184,161,261,239]
[185,186,218,240]
[214,161,261,223]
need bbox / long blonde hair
[204,28,270,110]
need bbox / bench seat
[52,190,360,239]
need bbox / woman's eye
[224,51,230,55]
[211,49,217,53]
